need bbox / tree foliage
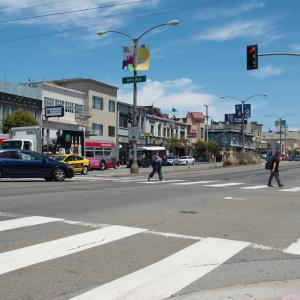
[206,141,219,155]
[2,109,38,133]
[195,139,206,154]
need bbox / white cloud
[193,19,273,42]
[195,1,265,20]
[119,78,234,122]
[249,64,282,79]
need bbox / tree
[206,141,219,155]
[2,109,38,133]
[195,139,206,154]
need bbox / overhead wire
[0,0,150,23]
[0,0,229,44]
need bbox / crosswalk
[69,176,300,193]
[0,212,300,300]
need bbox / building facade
[52,78,118,145]
[185,111,206,144]
[0,81,42,133]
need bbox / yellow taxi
[51,154,90,175]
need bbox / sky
[0,0,300,131]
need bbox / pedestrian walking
[148,151,164,181]
[267,151,284,187]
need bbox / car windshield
[167,156,175,159]
[1,141,22,149]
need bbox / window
[201,128,204,139]
[44,97,54,107]
[75,104,84,115]
[108,126,115,137]
[104,148,111,156]
[163,128,166,137]
[109,100,115,112]
[0,151,19,159]
[158,125,161,137]
[55,99,65,107]
[119,113,128,128]
[20,151,43,161]
[151,125,154,135]
[92,123,103,136]
[65,102,75,113]
[95,148,104,157]
[92,96,103,110]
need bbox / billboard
[122,44,150,71]
[235,104,251,118]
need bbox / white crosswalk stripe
[0,225,146,276]
[204,182,244,187]
[70,238,249,300]
[284,239,300,255]
[0,216,62,232]
[173,180,219,186]
[241,185,269,190]
[279,187,300,192]
[140,179,185,184]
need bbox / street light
[221,93,268,159]
[265,113,297,154]
[97,20,180,174]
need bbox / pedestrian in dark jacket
[148,151,164,181]
[267,152,284,187]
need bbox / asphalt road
[1,162,300,300]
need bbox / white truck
[2,126,84,156]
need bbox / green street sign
[122,76,146,84]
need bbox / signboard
[187,132,196,139]
[129,127,140,141]
[122,76,146,84]
[45,106,64,118]
[235,104,251,118]
[122,44,150,71]
[225,114,248,125]
[0,91,42,110]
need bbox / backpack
[265,160,273,170]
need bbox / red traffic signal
[247,45,258,70]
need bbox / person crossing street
[267,151,284,187]
[148,151,164,181]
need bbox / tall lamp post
[221,93,268,159]
[97,20,180,174]
[265,113,296,154]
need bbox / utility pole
[204,105,209,143]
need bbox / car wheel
[53,168,66,182]
[100,160,106,171]
[81,166,88,175]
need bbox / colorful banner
[122,44,150,71]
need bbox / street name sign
[122,76,146,84]
[45,106,64,118]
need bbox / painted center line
[204,182,244,187]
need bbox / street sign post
[129,127,140,141]
[122,76,146,84]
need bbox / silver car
[167,155,180,166]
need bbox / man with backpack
[148,151,164,181]
[267,152,284,187]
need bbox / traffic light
[247,44,258,70]
[127,111,133,124]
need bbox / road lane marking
[114,179,156,183]
[279,187,300,192]
[140,180,185,184]
[173,180,219,186]
[204,182,244,187]
[145,231,203,241]
[224,196,245,201]
[284,239,300,255]
[0,225,146,276]
[0,216,62,233]
[70,238,249,300]
[241,185,269,190]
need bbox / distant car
[166,155,180,166]
[51,154,90,175]
[0,149,74,181]
[179,156,195,165]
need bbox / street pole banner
[235,104,251,118]
[225,114,248,125]
[122,45,150,71]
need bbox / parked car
[166,155,180,166]
[51,154,90,175]
[179,156,195,165]
[0,149,74,181]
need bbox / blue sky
[0,0,300,131]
